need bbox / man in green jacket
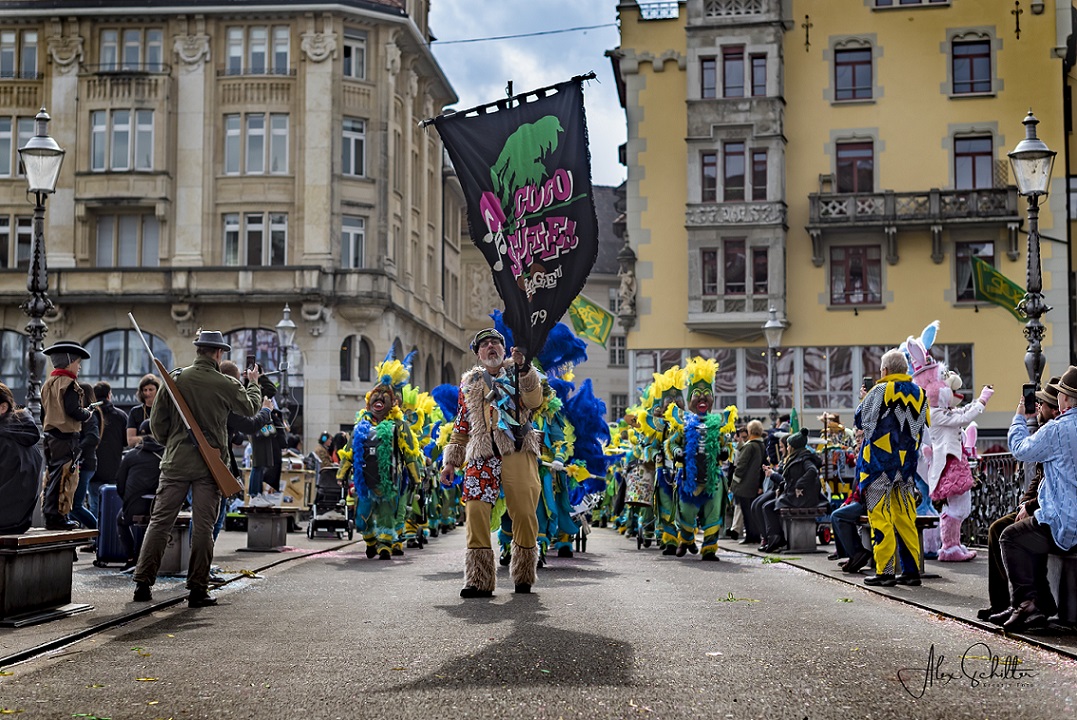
[134,330,261,607]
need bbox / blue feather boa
[351,419,373,498]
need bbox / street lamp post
[275,304,297,424]
[17,108,65,422]
[762,307,785,427]
[1008,110,1056,389]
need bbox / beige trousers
[466,451,541,549]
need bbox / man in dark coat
[115,421,164,569]
[730,419,766,545]
[0,382,43,535]
[91,381,129,518]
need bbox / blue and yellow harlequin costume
[855,372,930,576]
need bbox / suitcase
[93,484,128,567]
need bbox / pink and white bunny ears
[901,320,940,381]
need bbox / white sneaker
[250,493,274,508]
[262,492,283,507]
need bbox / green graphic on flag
[971,256,1026,322]
[568,294,614,347]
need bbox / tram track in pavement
[0,539,359,670]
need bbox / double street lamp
[17,108,65,421]
[762,307,785,427]
[1008,110,1056,389]
[275,304,297,425]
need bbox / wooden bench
[1046,551,1077,625]
[0,528,98,627]
[778,506,829,553]
[856,515,940,575]
[237,506,298,552]
[131,512,192,576]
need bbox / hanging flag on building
[567,294,614,347]
[428,74,600,361]
[970,256,1026,322]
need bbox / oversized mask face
[689,387,713,414]
[367,385,397,421]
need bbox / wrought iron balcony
[806,186,1021,266]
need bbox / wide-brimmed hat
[192,330,231,351]
[470,327,505,354]
[1036,376,1061,407]
[1048,367,1077,401]
[43,340,90,359]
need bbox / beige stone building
[0,0,470,443]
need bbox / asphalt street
[1,527,1075,720]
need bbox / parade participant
[431,383,464,535]
[668,357,736,560]
[633,367,686,555]
[997,366,1077,631]
[349,350,422,559]
[0,382,43,535]
[126,373,160,448]
[133,330,262,606]
[440,328,544,597]
[907,330,992,562]
[854,348,929,587]
[40,340,93,530]
[401,385,436,548]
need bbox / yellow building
[613,0,1073,434]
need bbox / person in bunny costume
[907,322,993,562]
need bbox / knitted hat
[787,429,809,451]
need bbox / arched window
[0,330,28,404]
[340,335,355,382]
[442,362,456,385]
[81,329,174,408]
[391,337,403,360]
[223,327,303,387]
[425,356,436,390]
[358,337,371,382]
[339,335,372,383]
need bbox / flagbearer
[441,329,545,597]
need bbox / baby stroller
[307,465,354,540]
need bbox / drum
[624,464,655,508]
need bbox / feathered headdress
[536,323,588,378]
[373,347,410,392]
[564,379,611,478]
[431,383,460,422]
[685,356,718,393]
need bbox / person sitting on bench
[0,382,43,535]
[757,430,825,553]
[115,421,163,571]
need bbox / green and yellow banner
[568,294,614,347]
[971,256,1025,322]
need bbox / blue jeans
[213,497,229,541]
[70,469,98,529]
[88,481,105,520]
[248,466,266,498]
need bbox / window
[225,26,290,75]
[0,216,32,269]
[343,30,366,80]
[752,247,768,295]
[875,0,951,6]
[90,109,154,172]
[98,28,162,72]
[339,335,355,382]
[1,29,37,78]
[830,245,882,305]
[954,136,993,189]
[223,113,288,175]
[931,344,973,397]
[94,214,160,267]
[343,215,365,269]
[723,239,746,295]
[952,40,991,94]
[701,248,718,296]
[343,118,366,177]
[222,212,287,266]
[750,54,766,97]
[609,336,627,367]
[0,118,10,176]
[835,141,873,193]
[723,141,745,201]
[701,151,717,202]
[81,330,174,394]
[1070,177,1077,220]
[722,46,744,98]
[835,48,872,101]
[955,241,994,302]
[701,57,716,99]
[610,393,629,420]
[751,149,767,201]
[803,346,854,409]
[0,330,28,403]
[608,286,621,314]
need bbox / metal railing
[638,1,682,20]
[968,452,1024,546]
[809,187,1019,226]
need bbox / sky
[428,0,626,188]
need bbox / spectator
[126,374,160,448]
[216,360,272,540]
[91,381,128,519]
[0,382,42,535]
[998,367,1077,632]
[757,430,826,553]
[978,378,1059,623]
[750,431,787,544]
[725,425,748,540]
[247,375,282,501]
[116,420,163,571]
[730,419,766,545]
[854,348,929,587]
[70,382,101,533]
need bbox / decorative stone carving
[46,34,83,72]
[466,264,501,321]
[301,301,328,337]
[616,240,638,331]
[686,202,785,227]
[42,304,70,339]
[405,69,418,99]
[170,303,197,337]
[301,30,337,62]
[386,41,401,77]
[174,33,211,67]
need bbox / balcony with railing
[806,186,1021,266]
[0,76,43,110]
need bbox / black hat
[1036,376,1060,408]
[1048,367,1077,401]
[138,419,152,437]
[470,327,505,354]
[258,374,277,399]
[43,341,90,360]
[192,330,231,351]
[787,429,809,451]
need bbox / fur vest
[444,365,541,467]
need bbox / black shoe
[406,539,419,548]
[988,607,1014,626]
[738,538,751,545]
[978,606,1005,621]
[45,518,78,531]
[842,550,872,574]
[187,591,218,608]
[1002,602,1048,633]
[701,552,719,562]
[895,572,922,587]
[864,574,897,587]
[133,582,152,602]
[459,586,493,598]
[725,529,739,540]
[661,546,676,556]
[378,549,391,560]
[687,543,699,555]
[827,552,841,561]
[675,545,687,557]
[767,538,788,553]
[514,583,531,594]
[365,545,377,559]
[499,552,511,567]
[557,547,573,558]
[391,547,404,556]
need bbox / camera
[862,376,873,392]
[246,356,256,371]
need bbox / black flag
[432,77,599,361]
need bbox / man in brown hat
[133,330,262,607]
[40,340,93,530]
[999,367,1077,631]
[978,376,1060,624]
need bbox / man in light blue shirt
[1001,366,1077,632]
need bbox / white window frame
[134,109,154,170]
[1,29,37,79]
[226,28,244,75]
[90,109,153,172]
[224,114,241,174]
[223,213,240,265]
[248,27,267,75]
[223,211,288,267]
[15,117,31,177]
[272,27,289,75]
[0,118,10,177]
[269,114,288,174]
[245,114,265,174]
[111,110,131,171]
[342,215,365,269]
[609,335,627,367]
[94,213,160,267]
[343,31,366,80]
[100,30,118,71]
[225,26,291,76]
[343,117,366,177]
[91,110,107,171]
